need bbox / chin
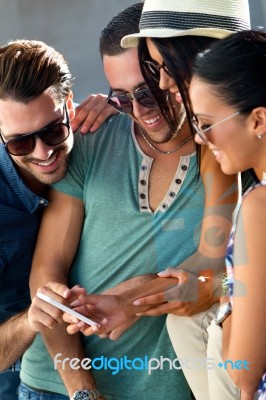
[49,170,68,184]
[220,164,239,176]
[37,167,68,185]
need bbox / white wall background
[0,0,265,103]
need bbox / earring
[257,134,262,139]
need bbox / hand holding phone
[36,292,100,327]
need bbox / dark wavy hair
[138,35,217,135]
[0,39,72,104]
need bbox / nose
[31,137,55,159]
[131,98,147,119]
[159,69,173,91]
[194,132,207,146]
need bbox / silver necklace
[140,127,193,155]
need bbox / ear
[249,107,266,138]
[65,91,75,121]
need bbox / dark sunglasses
[0,103,70,156]
[143,60,172,83]
[107,87,159,114]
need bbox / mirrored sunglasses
[107,87,159,114]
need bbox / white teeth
[143,116,160,124]
[35,154,57,166]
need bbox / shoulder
[73,113,131,148]
[199,146,238,205]
[242,184,266,217]
[0,145,34,199]
[92,113,131,135]
[235,184,266,254]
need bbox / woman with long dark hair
[121,1,253,399]
[190,29,266,400]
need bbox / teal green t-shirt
[21,114,204,399]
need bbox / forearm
[175,250,224,299]
[30,278,99,395]
[0,310,36,371]
[121,275,179,312]
[31,278,98,395]
[222,311,265,395]
[132,251,224,303]
[223,318,261,397]
[41,324,97,396]
[31,275,97,395]
[125,253,222,320]
[114,253,222,315]
[222,197,266,395]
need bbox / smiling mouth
[211,149,223,161]
[32,151,59,167]
[143,115,161,125]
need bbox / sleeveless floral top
[226,180,266,399]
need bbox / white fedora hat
[121,0,251,48]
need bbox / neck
[135,120,194,156]
[17,167,49,197]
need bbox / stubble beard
[143,102,186,145]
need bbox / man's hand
[63,292,139,340]
[34,271,220,339]
[63,274,160,340]
[28,282,86,331]
[71,94,117,133]
[132,268,220,317]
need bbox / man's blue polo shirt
[0,144,48,398]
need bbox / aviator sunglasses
[107,87,160,114]
[0,103,70,156]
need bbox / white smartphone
[36,292,100,327]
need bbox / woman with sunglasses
[120,1,254,399]
[189,29,266,400]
